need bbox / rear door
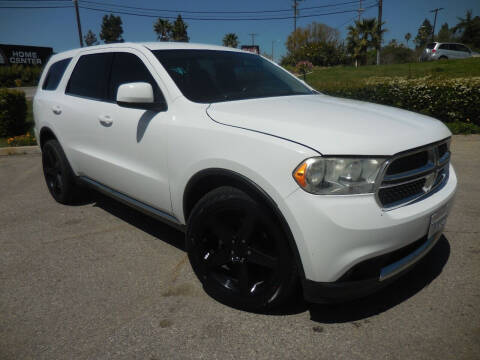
[61,51,115,178]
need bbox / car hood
[206,94,451,155]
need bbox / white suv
[34,43,457,311]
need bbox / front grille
[379,178,426,205]
[376,138,451,209]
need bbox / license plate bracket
[428,203,450,239]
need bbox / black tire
[186,186,297,311]
[439,56,448,60]
[42,139,79,204]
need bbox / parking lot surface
[1,135,479,359]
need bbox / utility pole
[292,0,304,51]
[73,0,84,47]
[430,7,444,42]
[248,33,258,46]
[376,0,383,65]
[357,0,364,21]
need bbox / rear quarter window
[42,58,72,91]
[66,53,113,101]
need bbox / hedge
[0,89,28,137]
[0,65,42,87]
[317,76,480,134]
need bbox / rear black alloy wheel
[187,186,297,311]
[42,139,78,204]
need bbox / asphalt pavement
[0,135,479,359]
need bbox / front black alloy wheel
[42,139,78,204]
[186,186,297,311]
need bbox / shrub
[296,60,314,80]
[0,89,28,137]
[0,65,42,87]
[6,132,37,146]
[317,76,480,127]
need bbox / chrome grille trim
[375,138,451,210]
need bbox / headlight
[293,157,386,195]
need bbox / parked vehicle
[34,43,457,311]
[421,42,473,61]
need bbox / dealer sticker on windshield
[428,203,450,239]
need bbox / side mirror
[116,82,166,111]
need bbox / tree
[283,22,346,66]
[100,14,124,43]
[84,30,98,46]
[286,22,340,56]
[346,18,384,67]
[172,14,189,42]
[414,19,433,49]
[154,18,173,41]
[453,10,480,50]
[404,32,411,47]
[222,33,239,48]
[437,23,454,43]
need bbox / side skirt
[79,176,186,233]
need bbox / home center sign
[0,44,53,66]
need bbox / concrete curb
[0,145,41,156]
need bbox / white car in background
[421,42,473,61]
[34,42,457,311]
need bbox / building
[0,44,53,66]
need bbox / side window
[450,44,460,52]
[439,44,449,50]
[458,45,470,53]
[109,52,165,103]
[66,53,113,101]
[42,58,72,91]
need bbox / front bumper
[281,164,457,294]
[302,232,442,302]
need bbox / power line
[335,3,377,30]
[0,5,72,8]
[76,5,366,21]
[75,0,362,15]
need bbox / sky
[0,0,479,61]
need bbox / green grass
[0,99,34,147]
[306,57,480,90]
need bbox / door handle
[98,115,113,127]
[52,105,62,115]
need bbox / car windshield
[152,49,314,103]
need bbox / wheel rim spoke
[237,262,250,295]
[205,249,230,268]
[247,248,278,269]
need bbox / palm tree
[222,33,239,48]
[346,25,361,68]
[405,32,412,48]
[347,18,383,67]
[154,18,172,41]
